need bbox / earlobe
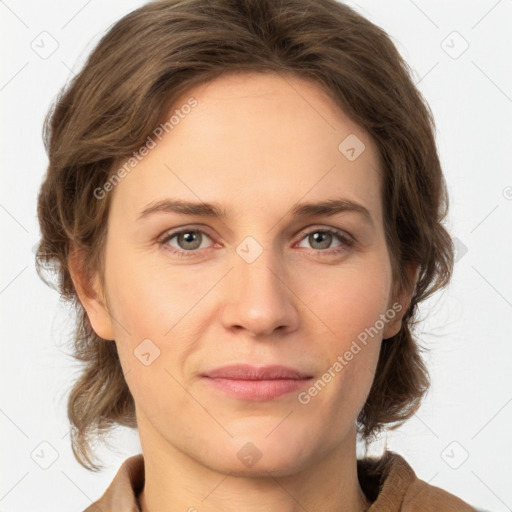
[382,311,402,340]
[68,246,115,341]
[383,262,419,340]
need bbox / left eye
[162,230,212,253]
[296,229,352,251]
[159,228,353,257]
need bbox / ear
[68,245,115,341]
[382,262,419,340]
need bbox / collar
[84,450,476,511]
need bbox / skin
[71,71,417,512]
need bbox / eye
[159,229,214,257]
[296,228,354,254]
[158,226,354,258]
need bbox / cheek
[103,258,204,423]
[104,249,213,342]
[102,251,221,404]
[297,255,391,410]
[300,253,393,345]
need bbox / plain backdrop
[1,1,511,511]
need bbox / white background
[1,0,511,511]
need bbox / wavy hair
[36,0,454,470]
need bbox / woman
[35,0,479,510]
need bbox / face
[75,72,413,477]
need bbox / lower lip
[202,377,312,401]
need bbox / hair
[36,0,454,471]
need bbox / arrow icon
[237,442,262,467]
[30,441,59,469]
[134,339,161,366]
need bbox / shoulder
[358,450,479,511]
[83,454,144,512]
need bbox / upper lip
[201,364,312,380]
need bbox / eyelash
[157,227,354,259]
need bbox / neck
[137,419,370,512]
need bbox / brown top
[83,450,478,511]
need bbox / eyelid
[157,224,355,256]
[295,224,354,244]
[157,225,216,251]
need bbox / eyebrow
[137,198,373,226]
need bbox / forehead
[109,72,383,226]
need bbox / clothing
[83,450,479,511]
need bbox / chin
[206,433,313,477]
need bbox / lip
[201,364,313,401]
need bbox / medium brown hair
[36,0,454,471]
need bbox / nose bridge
[221,234,298,336]
[237,241,281,296]
[234,235,286,307]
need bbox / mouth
[200,364,313,401]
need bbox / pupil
[312,231,331,249]
[180,231,200,249]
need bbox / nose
[219,245,300,338]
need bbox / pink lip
[201,364,313,401]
